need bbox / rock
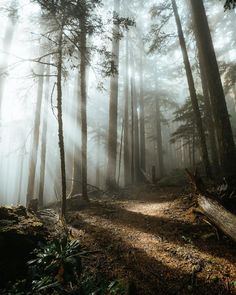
[0,205,47,287]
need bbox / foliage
[2,237,83,295]
[170,95,206,144]
[224,0,236,10]
[28,238,83,293]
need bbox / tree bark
[57,27,67,217]
[171,0,212,178]
[26,56,44,205]
[139,43,146,172]
[123,34,130,186]
[80,20,89,201]
[198,51,220,174]
[155,92,164,178]
[38,63,50,208]
[70,69,81,196]
[106,0,121,190]
[189,0,236,182]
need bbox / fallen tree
[186,169,236,243]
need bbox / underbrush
[1,236,127,295]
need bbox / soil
[67,186,236,295]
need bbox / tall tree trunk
[106,0,121,190]
[130,64,141,182]
[189,0,236,182]
[117,120,124,186]
[123,34,130,186]
[198,51,220,174]
[57,27,67,217]
[171,0,212,178]
[96,127,101,188]
[80,21,89,201]
[38,63,50,208]
[26,57,45,205]
[17,149,25,204]
[70,69,81,196]
[131,76,135,184]
[155,91,164,178]
[0,0,18,118]
[139,43,146,172]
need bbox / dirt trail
[68,187,236,295]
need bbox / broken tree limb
[140,168,152,184]
[186,169,236,243]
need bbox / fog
[0,0,236,207]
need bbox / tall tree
[79,15,89,201]
[70,71,81,196]
[190,0,236,182]
[171,0,212,178]
[106,0,121,190]
[26,57,45,205]
[38,63,50,208]
[56,24,67,217]
[123,34,130,186]
[155,89,165,178]
[139,42,146,172]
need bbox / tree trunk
[117,120,124,186]
[189,0,236,182]
[131,76,135,185]
[38,63,50,208]
[106,0,121,190]
[17,149,25,204]
[171,0,212,178]
[198,50,220,174]
[80,21,89,201]
[70,69,81,196]
[155,92,164,178]
[131,74,141,182]
[26,57,44,205]
[139,43,146,172]
[123,34,130,186]
[96,127,101,188]
[57,27,67,217]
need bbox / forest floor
[67,186,236,295]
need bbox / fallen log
[197,195,236,242]
[186,169,236,243]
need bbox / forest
[0,0,236,294]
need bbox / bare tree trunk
[38,63,50,208]
[139,43,146,172]
[26,57,44,205]
[106,0,121,190]
[96,127,101,188]
[155,92,164,178]
[80,21,89,201]
[57,27,67,217]
[123,34,130,186]
[189,0,236,182]
[131,76,135,184]
[171,0,212,178]
[131,77,141,182]
[117,120,124,186]
[70,69,81,196]
[198,51,220,174]
[17,149,25,204]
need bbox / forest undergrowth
[67,186,236,295]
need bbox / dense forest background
[0,0,235,212]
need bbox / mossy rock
[0,205,47,287]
